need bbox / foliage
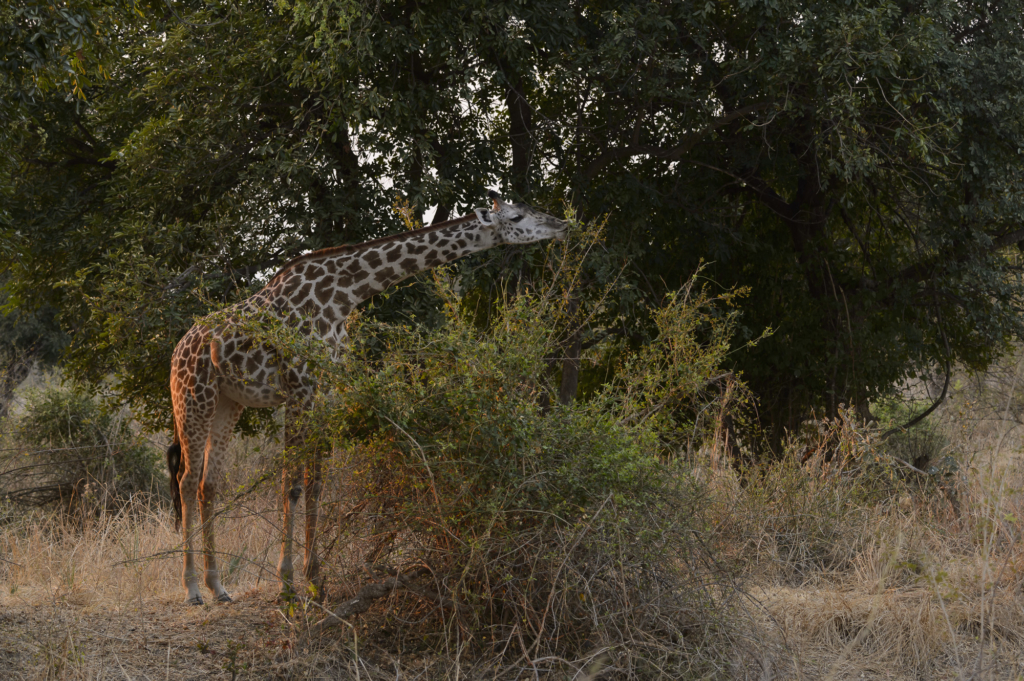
[0,280,67,416]
[2,0,1024,447]
[250,221,754,671]
[3,382,162,508]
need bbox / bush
[253,218,767,675]
[2,383,162,509]
[708,404,967,585]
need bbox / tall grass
[2,390,1023,678]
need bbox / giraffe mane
[267,213,477,283]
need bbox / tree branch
[890,226,1024,287]
[584,102,769,180]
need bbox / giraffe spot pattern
[168,202,566,603]
[364,251,382,269]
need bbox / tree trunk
[506,79,533,198]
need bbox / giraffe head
[474,190,567,244]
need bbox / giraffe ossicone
[167,191,566,605]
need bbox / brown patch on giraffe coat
[314,278,333,305]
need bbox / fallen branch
[293,567,468,651]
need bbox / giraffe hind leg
[199,395,244,604]
[303,456,323,593]
[278,468,303,600]
[279,393,314,600]
[175,400,212,606]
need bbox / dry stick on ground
[291,566,469,653]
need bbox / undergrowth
[1,381,162,510]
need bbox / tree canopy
[3,0,1023,446]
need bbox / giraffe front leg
[278,469,303,600]
[303,457,323,596]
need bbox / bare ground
[0,586,284,680]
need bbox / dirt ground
[4,580,1024,680]
[0,585,291,679]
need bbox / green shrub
[4,383,162,508]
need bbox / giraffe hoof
[215,593,233,603]
[185,595,204,606]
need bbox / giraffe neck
[262,216,501,344]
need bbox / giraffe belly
[218,373,286,409]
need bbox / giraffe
[166,191,566,605]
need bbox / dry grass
[716,364,1024,680]
[4,368,1024,679]
[0,430,287,680]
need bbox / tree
[3,0,1023,449]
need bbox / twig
[0,456,107,479]
[523,494,612,663]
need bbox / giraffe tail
[166,424,183,532]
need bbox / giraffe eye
[510,215,525,223]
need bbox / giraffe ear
[474,207,492,224]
